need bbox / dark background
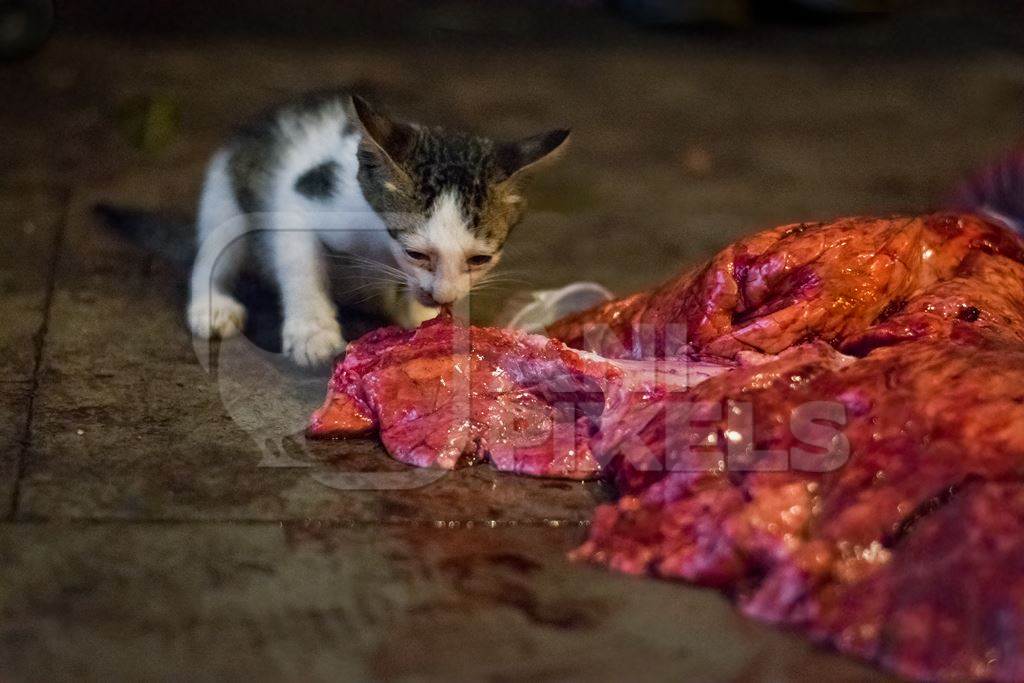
[1,2,1022,680]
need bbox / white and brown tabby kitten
[189,91,569,366]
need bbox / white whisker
[327,252,407,279]
[340,282,390,295]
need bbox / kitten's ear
[351,95,417,165]
[495,128,571,182]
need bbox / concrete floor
[2,5,1023,680]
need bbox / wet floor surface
[2,5,1022,680]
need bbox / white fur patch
[403,190,495,304]
[419,191,481,253]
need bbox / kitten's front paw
[188,294,247,339]
[283,316,346,367]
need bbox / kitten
[189,90,569,366]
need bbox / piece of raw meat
[309,212,1024,681]
[309,313,733,478]
[548,213,1020,358]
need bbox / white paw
[188,294,247,339]
[282,315,346,367]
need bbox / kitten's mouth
[415,290,442,307]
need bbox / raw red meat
[309,313,733,477]
[309,212,1024,681]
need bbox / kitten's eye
[467,254,492,266]
[405,250,429,261]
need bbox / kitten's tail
[93,203,196,269]
[950,148,1024,233]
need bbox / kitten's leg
[188,151,248,339]
[270,216,345,366]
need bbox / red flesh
[310,213,1024,681]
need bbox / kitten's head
[351,95,569,307]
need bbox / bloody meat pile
[308,213,1024,682]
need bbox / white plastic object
[503,281,614,333]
